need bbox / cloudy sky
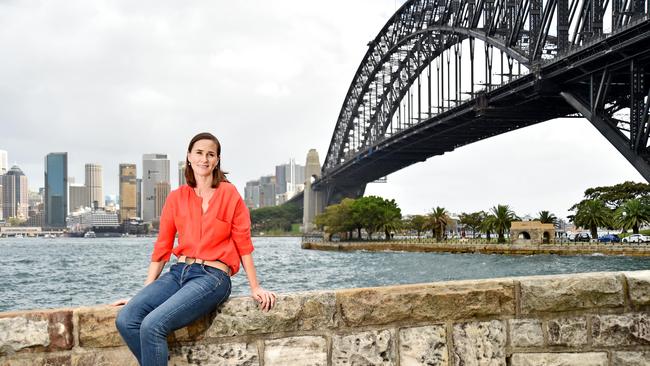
[0,0,644,219]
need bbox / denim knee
[115,308,130,333]
[140,313,168,340]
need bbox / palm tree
[537,210,557,224]
[573,199,612,239]
[480,214,495,241]
[490,204,518,243]
[428,206,450,242]
[614,199,650,234]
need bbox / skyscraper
[275,159,305,195]
[142,154,170,223]
[45,153,68,228]
[2,165,29,220]
[0,150,8,174]
[136,178,142,219]
[178,161,186,187]
[154,181,171,220]
[85,163,104,209]
[119,164,137,223]
[69,184,89,212]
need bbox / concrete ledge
[303,240,650,256]
[1,270,649,365]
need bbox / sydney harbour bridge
[300,0,650,227]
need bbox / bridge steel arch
[315,0,650,206]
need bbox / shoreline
[301,240,650,257]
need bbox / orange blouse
[150,182,254,276]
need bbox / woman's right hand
[111,298,130,306]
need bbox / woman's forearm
[144,261,167,285]
[240,254,260,290]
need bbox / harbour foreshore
[1,270,649,365]
[302,240,650,256]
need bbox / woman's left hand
[251,287,276,312]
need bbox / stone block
[76,306,124,348]
[510,352,608,366]
[0,310,73,354]
[332,329,395,365]
[519,272,624,314]
[0,354,71,366]
[264,336,327,366]
[452,320,506,366]
[71,347,138,366]
[592,313,650,346]
[169,342,259,366]
[509,319,543,348]
[0,316,49,354]
[336,279,515,328]
[547,316,587,347]
[207,291,336,337]
[626,270,650,306]
[399,325,447,366]
[612,351,650,366]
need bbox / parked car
[622,234,650,243]
[574,233,591,242]
[598,234,621,243]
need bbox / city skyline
[0,0,645,220]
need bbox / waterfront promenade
[1,270,649,365]
[302,238,650,257]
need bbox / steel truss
[322,0,650,195]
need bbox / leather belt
[177,255,231,276]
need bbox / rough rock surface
[0,316,49,353]
[592,313,650,346]
[547,316,588,347]
[169,342,259,366]
[264,336,327,366]
[332,329,395,365]
[611,351,650,366]
[336,280,515,327]
[452,320,506,366]
[207,292,336,337]
[399,325,448,366]
[509,319,544,347]
[519,272,624,314]
[626,270,650,306]
[510,352,608,366]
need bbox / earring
[188,162,191,166]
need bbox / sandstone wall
[302,240,650,256]
[1,270,649,365]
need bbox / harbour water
[1,236,648,312]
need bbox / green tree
[381,198,402,239]
[490,205,518,243]
[614,198,650,234]
[459,211,486,238]
[407,215,429,239]
[571,181,650,210]
[572,199,612,239]
[536,210,557,224]
[314,198,356,239]
[250,202,302,233]
[480,214,495,241]
[428,207,450,242]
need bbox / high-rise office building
[119,164,137,223]
[275,159,305,195]
[2,165,29,220]
[45,153,68,228]
[259,175,276,208]
[85,163,104,209]
[178,161,186,187]
[244,180,260,209]
[136,178,142,219]
[0,150,8,174]
[154,181,171,219]
[68,184,89,213]
[142,154,170,222]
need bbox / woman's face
[187,139,219,178]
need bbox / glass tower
[45,153,68,228]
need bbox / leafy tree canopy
[572,181,650,209]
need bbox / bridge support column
[302,179,325,233]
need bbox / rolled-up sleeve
[151,192,177,262]
[231,197,254,256]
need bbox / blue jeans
[115,263,231,366]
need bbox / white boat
[14,234,24,238]
[83,231,96,238]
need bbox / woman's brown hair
[185,132,229,188]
